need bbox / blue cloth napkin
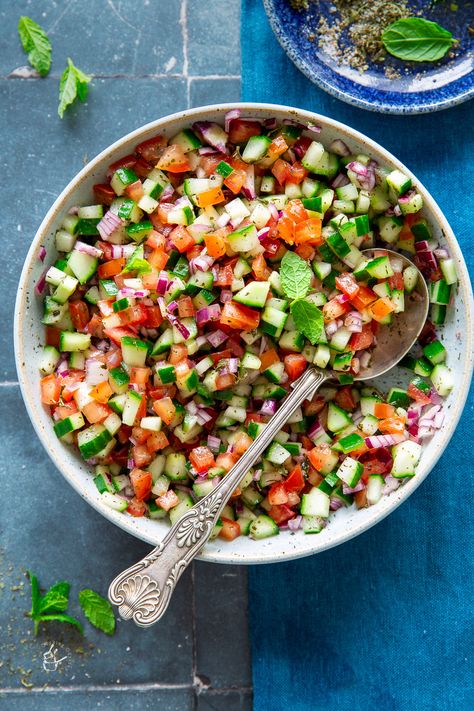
[241,2,473,709]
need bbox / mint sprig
[382,18,453,62]
[18,16,52,76]
[27,572,83,636]
[58,58,91,118]
[279,251,324,345]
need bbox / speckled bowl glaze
[264,0,474,114]
[15,103,473,565]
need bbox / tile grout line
[1,74,240,81]
[191,562,198,711]
[180,0,191,108]
[0,381,19,387]
[0,683,253,695]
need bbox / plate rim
[262,0,474,115]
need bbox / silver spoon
[108,249,428,627]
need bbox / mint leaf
[18,16,51,76]
[27,571,41,617]
[58,58,91,118]
[39,614,83,634]
[280,251,312,300]
[79,589,116,636]
[382,18,453,62]
[38,582,70,615]
[291,299,324,345]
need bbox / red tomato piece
[127,497,147,517]
[69,301,89,331]
[219,517,241,541]
[228,119,262,144]
[93,183,115,205]
[284,354,307,381]
[268,504,296,526]
[268,482,289,506]
[130,468,152,501]
[40,374,61,405]
[284,465,305,494]
[220,301,260,332]
[335,272,360,298]
[135,135,166,163]
[189,446,215,474]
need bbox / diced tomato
[196,186,225,208]
[98,258,126,279]
[143,305,163,328]
[388,273,404,290]
[307,443,335,472]
[272,158,291,184]
[359,448,393,476]
[354,489,368,509]
[189,446,215,473]
[213,264,234,287]
[97,300,115,317]
[135,134,166,163]
[378,417,406,434]
[61,371,85,402]
[132,444,153,468]
[266,135,288,161]
[286,161,308,185]
[82,400,111,423]
[103,326,134,345]
[224,168,246,194]
[215,372,237,390]
[259,349,280,372]
[157,490,179,511]
[252,254,271,280]
[407,382,432,405]
[178,296,195,318]
[157,144,190,173]
[153,397,176,425]
[205,232,227,258]
[146,249,167,271]
[93,183,115,205]
[170,225,195,253]
[90,381,113,404]
[127,497,147,517]
[268,482,289,506]
[284,465,305,493]
[293,217,322,245]
[284,199,308,223]
[284,353,307,380]
[129,367,151,387]
[322,298,351,322]
[41,374,61,405]
[334,385,357,411]
[106,154,137,179]
[228,119,262,144]
[295,243,315,260]
[349,324,374,352]
[268,504,296,526]
[146,231,166,250]
[146,431,169,453]
[131,426,151,445]
[69,301,90,331]
[215,451,238,472]
[130,468,152,501]
[350,284,377,311]
[233,432,252,455]
[293,135,312,155]
[54,402,78,420]
[374,403,395,419]
[220,301,260,331]
[169,344,188,364]
[45,326,61,348]
[336,273,359,298]
[119,304,148,327]
[200,155,222,176]
[124,179,144,202]
[369,297,395,321]
[276,215,294,243]
[307,469,324,487]
[219,517,241,541]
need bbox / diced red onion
[329,139,351,156]
[393,204,402,217]
[365,433,407,448]
[261,399,278,416]
[75,240,103,258]
[207,435,221,452]
[325,320,339,337]
[111,244,136,259]
[253,469,262,482]
[264,117,277,129]
[160,184,174,202]
[196,409,212,425]
[198,146,220,156]
[38,245,46,262]
[220,290,232,303]
[345,311,362,333]
[268,202,279,221]
[287,516,302,531]
[306,123,321,134]
[167,300,178,313]
[196,303,221,325]
[434,248,449,260]
[224,109,241,133]
[194,254,214,272]
[331,173,350,189]
[342,481,365,494]
[242,165,256,200]
[35,268,48,295]
[193,121,228,153]
[97,211,123,240]
[308,421,324,439]
[228,358,239,374]
[56,359,69,376]
[257,227,271,241]
[68,206,79,215]
[330,498,344,511]
[347,161,376,191]
[156,271,169,295]
[207,329,228,347]
[259,336,268,355]
[358,350,371,369]
[383,475,400,495]
[85,358,109,385]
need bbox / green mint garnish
[58,58,91,118]
[18,16,52,77]
[382,18,453,62]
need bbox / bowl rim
[262,0,474,115]
[14,102,474,565]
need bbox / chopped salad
[37,111,456,540]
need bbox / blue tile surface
[0,0,249,708]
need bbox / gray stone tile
[194,563,251,689]
[0,76,186,381]
[197,690,253,711]
[0,385,193,689]
[0,688,193,710]
[187,0,241,76]
[189,78,241,107]
[0,0,184,76]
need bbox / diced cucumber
[170,128,202,152]
[53,411,85,439]
[430,363,453,396]
[249,514,279,539]
[227,224,260,253]
[260,305,288,338]
[121,336,149,367]
[169,497,194,525]
[429,279,451,306]
[265,442,290,465]
[121,390,143,426]
[78,424,113,459]
[365,256,394,279]
[439,258,457,286]
[68,250,98,284]
[39,345,61,375]
[386,169,412,196]
[301,487,330,518]
[335,457,363,488]
[101,492,128,512]
[59,331,91,352]
[366,475,384,505]
[242,135,272,163]
[391,440,422,478]
[327,402,352,433]
[302,516,326,534]
[164,453,188,481]
[234,280,270,308]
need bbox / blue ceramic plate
[263,0,474,114]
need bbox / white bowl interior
[14,103,473,564]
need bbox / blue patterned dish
[263,0,474,114]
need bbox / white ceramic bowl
[15,103,473,565]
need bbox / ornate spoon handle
[108,367,327,627]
